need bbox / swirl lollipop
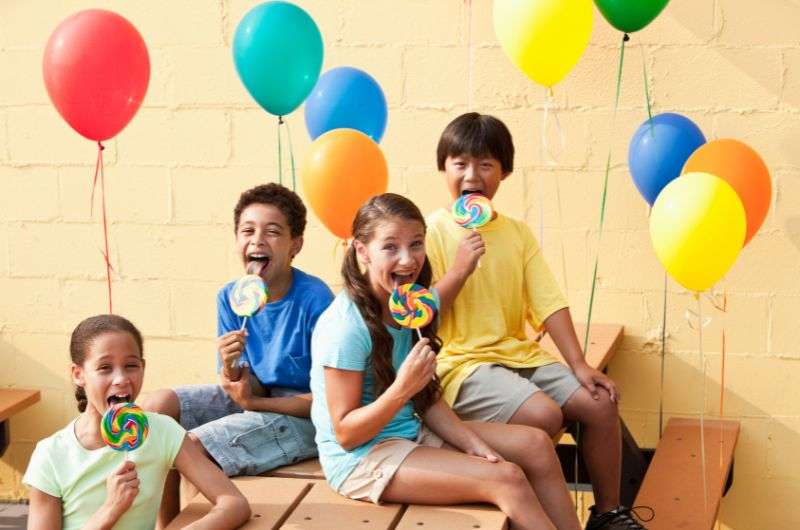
[389,283,438,340]
[229,274,268,328]
[101,402,149,459]
[452,193,493,229]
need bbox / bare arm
[220,366,311,417]
[422,400,500,462]
[326,339,436,451]
[27,488,62,530]
[543,308,619,402]
[432,231,485,314]
[173,436,250,530]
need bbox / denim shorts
[174,384,317,477]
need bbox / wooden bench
[634,417,740,530]
[0,388,41,457]
[169,324,624,529]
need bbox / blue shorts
[174,384,317,477]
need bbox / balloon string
[284,118,297,192]
[640,43,654,136]
[466,0,474,111]
[696,293,709,519]
[658,271,667,439]
[90,142,113,314]
[277,116,284,186]
[575,33,627,503]
[540,87,565,166]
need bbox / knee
[587,389,619,425]
[140,389,180,419]
[492,461,530,492]
[540,405,564,438]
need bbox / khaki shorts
[453,362,581,423]
[337,426,444,504]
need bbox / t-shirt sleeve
[425,225,448,285]
[522,227,568,331]
[152,413,187,469]
[22,439,61,498]
[313,309,371,372]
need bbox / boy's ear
[71,363,84,388]
[290,236,304,260]
[353,239,369,265]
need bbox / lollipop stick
[124,450,129,462]
[416,328,423,341]
[239,316,248,331]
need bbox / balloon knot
[97,141,106,151]
[623,33,630,42]
[278,116,284,125]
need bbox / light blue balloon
[628,113,706,205]
[233,1,323,117]
[304,67,388,143]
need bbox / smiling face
[71,331,145,417]
[443,154,507,201]
[236,203,303,286]
[354,217,427,302]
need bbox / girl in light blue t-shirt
[23,315,250,530]
[310,194,581,530]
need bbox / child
[310,193,581,530]
[23,314,250,530]
[426,113,644,530]
[142,184,334,522]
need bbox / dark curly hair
[70,315,144,412]
[233,183,307,238]
[437,112,515,174]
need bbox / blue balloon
[628,113,706,205]
[304,66,388,143]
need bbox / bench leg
[619,420,649,507]
[0,420,9,458]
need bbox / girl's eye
[383,244,397,252]
[411,240,424,248]
[98,365,111,372]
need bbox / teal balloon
[233,1,323,116]
[594,0,670,33]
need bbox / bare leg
[467,422,581,530]
[139,388,182,421]
[562,387,621,512]
[382,446,555,530]
[508,391,564,438]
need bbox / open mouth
[461,189,484,196]
[107,394,131,407]
[246,254,271,276]
[391,272,416,286]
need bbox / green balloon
[233,1,323,116]
[594,0,670,33]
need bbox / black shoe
[584,505,654,530]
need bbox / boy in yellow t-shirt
[426,113,646,530]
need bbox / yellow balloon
[493,0,593,88]
[649,172,746,292]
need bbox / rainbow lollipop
[101,402,149,458]
[389,283,438,340]
[452,193,493,229]
[229,274,268,328]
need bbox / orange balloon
[683,139,771,245]
[302,129,388,239]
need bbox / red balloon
[43,10,150,141]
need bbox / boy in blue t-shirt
[143,184,333,523]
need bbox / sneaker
[584,505,653,530]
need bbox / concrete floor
[0,503,27,530]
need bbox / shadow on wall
[612,346,800,529]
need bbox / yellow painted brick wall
[1,1,798,527]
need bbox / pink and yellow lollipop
[452,193,493,229]
[101,402,149,455]
[389,283,438,339]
